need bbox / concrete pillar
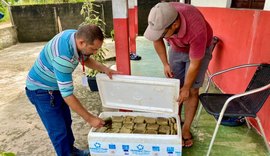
[112,0,131,75]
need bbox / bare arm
[178,58,202,103]
[153,39,173,78]
[84,57,121,78]
[84,57,109,74]
[63,94,104,128]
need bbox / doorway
[231,0,265,9]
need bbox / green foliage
[0,4,6,14]
[0,3,9,22]
[0,152,16,156]
[110,29,114,41]
[7,0,84,5]
[1,0,15,5]
[80,0,105,28]
[80,0,107,77]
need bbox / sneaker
[130,53,141,61]
[72,147,90,156]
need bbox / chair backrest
[208,36,219,54]
[240,64,270,114]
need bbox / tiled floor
[131,37,269,156]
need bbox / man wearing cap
[144,2,213,147]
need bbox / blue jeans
[25,88,75,156]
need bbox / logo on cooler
[94,142,101,148]
[137,144,144,151]
[131,144,150,155]
[90,142,108,154]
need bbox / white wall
[264,0,270,10]
[191,0,232,8]
[191,0,270,10]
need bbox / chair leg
[206,113,223,156]
[194,103,203,128]
[245,117,251,129]
[256,117,270,154]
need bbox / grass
[0,7,10,23]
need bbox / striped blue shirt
[26,30,84,97]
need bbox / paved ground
[0,41,115,155]
[0,22,12,29]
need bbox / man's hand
[104,68,122,79]
[85,58,121,79]
[86,116,105,128]
[164,64,174,78]
[64,94,105,128]
[178,87,190,104]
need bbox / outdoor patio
[0,37,268,156]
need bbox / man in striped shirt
[25,24,119,156]
[144,2,213,147]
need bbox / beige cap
[144,2,178,41]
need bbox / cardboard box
[88,74,182,156]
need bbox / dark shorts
[168,47,213,88]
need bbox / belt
[26,87,60,94]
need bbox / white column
[128,0,134,9]
[264,0,270,10]
[112,0,128,19]
[191,0,232,8]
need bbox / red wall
[198,7,270,145]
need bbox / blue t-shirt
[26,30,84,97]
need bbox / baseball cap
[144,2,178,41]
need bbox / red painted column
[128,0,136,54]
[134,0,138,35]
[112,0,131,75]
[112,0,132,112]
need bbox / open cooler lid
[96,74,180,114]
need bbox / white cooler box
[88,74,182,156]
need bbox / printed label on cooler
[109,144,116,155]
[122,145,130,155]
[89,142,108,154]
[130,144,151,155]
[89,142,181,156]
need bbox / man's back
[26,30,78,97]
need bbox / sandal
[182,134,193,148]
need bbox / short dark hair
[76,24,104,44]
